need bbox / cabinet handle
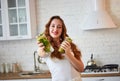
[98,79,104,81]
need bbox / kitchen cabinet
[4,80,26,81]
[3,79,52,81]
[82,76,120,81]
[0,0,37,41]
[27,79,51,81]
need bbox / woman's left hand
[60,40,72,54]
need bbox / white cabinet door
[82,77,97,81]
[2,79,52,81]
[103,77,120,81]
[27,79,52,81]
[0,0,36,41]
[4,80,26,81]
[82,77,120,81]
[0,80,4,81]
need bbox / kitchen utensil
[12,63,21,73]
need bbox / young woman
[37,15,84,81]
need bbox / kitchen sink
[19,70,50,77]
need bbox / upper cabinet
[0,0,37,40]
[0,0,4,40]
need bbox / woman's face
[49,19,63,39]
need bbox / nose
[54,26,59,31]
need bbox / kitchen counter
[81,72,120,77]
[0,72,51,80]
[0,72,120,80]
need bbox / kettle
[87,54,97,66]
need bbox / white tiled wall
[0,39,38,71]
[0,0,120,71]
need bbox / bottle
[4,63,9,73]
[0,63,5,73]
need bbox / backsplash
[0,0,120,71]
[0,39,38,71]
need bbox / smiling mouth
[52,32,58,35]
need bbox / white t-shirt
[43,54,82,81]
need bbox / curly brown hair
[44,16,81,60]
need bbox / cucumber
[58,37,72,53]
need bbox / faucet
[33,51,46,72]
[33,51,40,72]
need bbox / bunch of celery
[36,33,51,52]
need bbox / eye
[57,26,62,29]
[50,25,55,28]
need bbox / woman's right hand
[37,41,46,57]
